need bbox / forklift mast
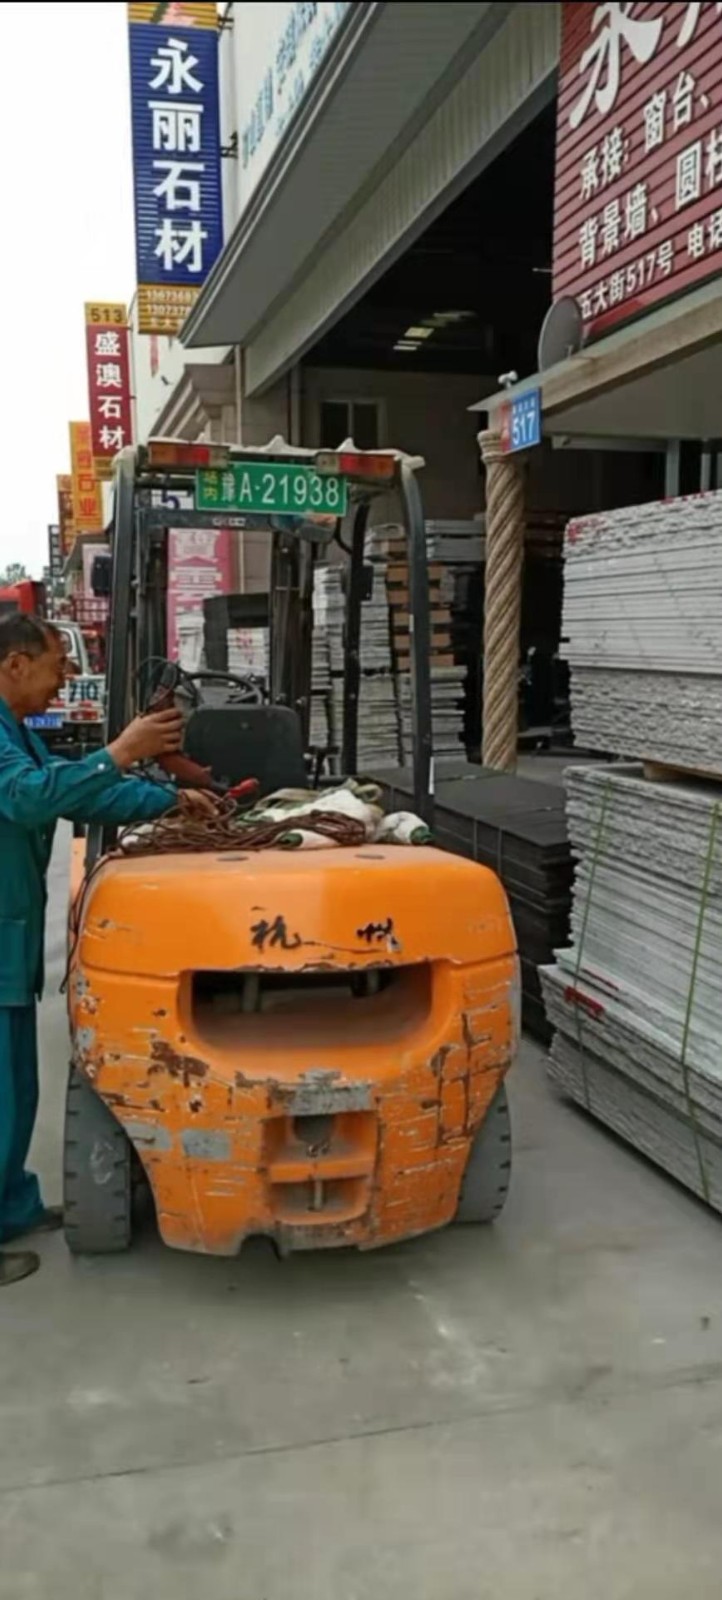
[102,440,433,817]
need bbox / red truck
[0,578,46,618]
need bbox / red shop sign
[553,2,722,336]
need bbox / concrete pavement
[3,829,722,1597]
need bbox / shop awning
[63,530,110,579]
[471,276,722,441]
[151,360,235,440]
[182,1,509,353]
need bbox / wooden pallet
[390,607,450,625]
[386,587,444,609]
[396,652,456,670]
[643,758,722,787]
[393,622,451,639]
[394,634,452,653]
[392,613,451,637]
[386,562,445,582]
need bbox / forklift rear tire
[63,1067,132,1255]
[455,1082,512,1224]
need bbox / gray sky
[0,3,134,574]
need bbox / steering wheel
[186,670,266,707]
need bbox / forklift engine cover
[70,844,518,1256]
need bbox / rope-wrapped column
[478,429,526,771]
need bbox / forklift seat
[184,704,308,796]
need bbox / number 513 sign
[196,461,348,517]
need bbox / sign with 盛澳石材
[85,303,133,478]
[554,2,722,335]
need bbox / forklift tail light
[315,451,396,481]
[146,439,230,470]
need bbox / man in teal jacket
[0,613,213,1287]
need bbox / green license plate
[195,462,347,517]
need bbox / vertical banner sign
[127,2,223,335]
[85,302,133,479]
[47,524,62,590]
[167,526,234,668]
[69,422,104,534]
[57,474,75,557]
[554,3,722,336]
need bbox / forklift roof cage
[102,438,434,823]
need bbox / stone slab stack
[312,559,401,770]
[375,760,572,1042]
[541,761,722,1212]
[561,492,722,774]
[373,524,467,762]
[545,485,722,1212]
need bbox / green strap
[571,778,612,1112]
[678,801,718,1207]
[569,778,716,1204]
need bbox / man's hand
[176,788,221,819]
[108,709,184,771]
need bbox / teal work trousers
[0,1005,43,1243]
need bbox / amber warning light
[315,451,396,481]
[146,439,230,470]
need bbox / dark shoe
[3,1206,63,1244]
[0,1251,40,1286]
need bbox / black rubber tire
[455,1081,512,1224]
[63,1067,132,1254]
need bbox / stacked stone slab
[541,758,722,1212]
[310,586,333,755]
[372,524,466,761]
[542,489,722,1209]
[561,491,722,774]
[312,526,469,770]
[377,760,571,1042]
[312,559,401,770]
[424,518,485,564]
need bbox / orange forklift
[65,439,519,1258]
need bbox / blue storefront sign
[128,17,223,333]
[500,388,542,455]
